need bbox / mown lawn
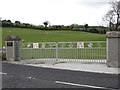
[2,27,106,46]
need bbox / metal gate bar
[20,41,106,63]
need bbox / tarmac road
[2,62,119,89]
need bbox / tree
[102,1,120,31]
[15,21,21,24]
[7,20,11,23]
[84,24,89,31]
[102,10,115,31]
[15,21,21,27]
[43,21,49,27]
[2,19,13,27]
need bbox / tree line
[0,19,108,34]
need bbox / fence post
[56,43,58,62]
[106,31,120,68]
[5,36,21,61]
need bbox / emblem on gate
[49,43,52,48]
[88,43,93,48]
[33,43,39,48]
[27,44,31,48]
[77,42,84,48]
[42,43,45,48]
[69,43,73,48]
[52,43,56,47]
[61,43,65,48]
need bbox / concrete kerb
[4,60,120,75]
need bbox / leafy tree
[84,24,89,31]
[15,21,21,24]
[2,19,13,27]
[7,20,11,23]
[15,21,21,27]
[2,20,7,22]
[43,21,49,27]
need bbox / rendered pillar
[106,31,120,68]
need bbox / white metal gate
[20,41,106,63]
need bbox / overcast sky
[0,0,118,26]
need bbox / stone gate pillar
[106,31,120,68]
[5,36,21,61]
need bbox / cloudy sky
[0,0,118,26]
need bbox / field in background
[2,27,106,46]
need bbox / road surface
[1,62,119,89]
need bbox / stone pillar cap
[5,36,21,41]
[106,31,120,38]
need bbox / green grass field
[2,27,106,46]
